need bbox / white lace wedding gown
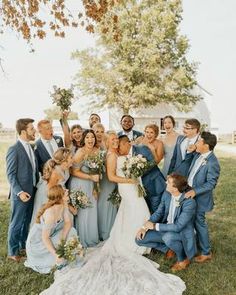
[41,156,186,295]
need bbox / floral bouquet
[122,154,155,197]
[55,236,84,264]
[107,187,121,207]
[69,189,92,209]
[50,85,74,111]
[85,151,106,197]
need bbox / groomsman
[117,115,143,142]
[118,135,166,213]
[89,113,101,128]
[185,131,220,263]
[168,118,201,177]
[6,118,39,262]
[136,173,196,271]
[35,119,63,173]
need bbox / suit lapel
[17,141,33,170]
[193,152,213,177]
[38,138,51,158]
[173,193,185,221]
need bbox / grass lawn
[0,142,236,295]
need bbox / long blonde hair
[42,147,71,181]
[36,185,65,223]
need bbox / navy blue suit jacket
[149,191,197,259]
[117,129,143,141]
[35,135,63,173]
[6,141,39,198]
[168,135,198,177]
[188,152,220,212]
[132,144,166,212]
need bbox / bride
[41,132,186,295]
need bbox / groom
[118,135,166,213]
[135,173,196,271]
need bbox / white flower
[201,159,207,166]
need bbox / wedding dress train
[41,156,186,295]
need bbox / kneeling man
[136,173,196,271]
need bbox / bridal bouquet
[69,189,92,209]
[85,151,106,197]
[56,236,84,263]
[122,154,154,197]
[50,85,74,111]
[107,187,121,207]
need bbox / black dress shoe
[150,248,159,255]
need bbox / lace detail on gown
[40,156,186,295]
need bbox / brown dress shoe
[171,259,190,271]
[165,250,175,259]
[194,254,212,263]
[7,255,21,263]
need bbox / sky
[0,0,236,133]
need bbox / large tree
[72,0,200,114]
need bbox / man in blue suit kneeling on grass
[135,173,196,272]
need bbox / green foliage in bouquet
[56,236,84,262]
[69,189,92,209]
[107,187,121,207]
[50,85,74,111]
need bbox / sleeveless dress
[161,143,176,178]
[98,152,118,241]
[40,156,186,295]
[68,161,99,248]
[25,209,77,274]
[30,166,70,226]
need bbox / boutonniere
[56,138,61,144]
[175,200,180,207]
[201,158,207,166]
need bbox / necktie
[47,140,54,157]
[27,143,36,186]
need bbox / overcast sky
[0,0,236,133]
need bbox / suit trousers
[194,211,211,255]
[8,194,34,256]
[135,230,186,261]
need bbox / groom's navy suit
[136,191,197,261]
[188,152,220,255]
[6,141,39,256]
[35,135,63,173]
[132,145,166,213]
[168,135,198,177]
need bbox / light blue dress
[25,211,77,274]
[30,166,70,226]
[98,171,118,241]
[68,161,99,248]
[161,143,176,178]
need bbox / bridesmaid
[92,123,107,150]
[136,124,164,164]
[25,185,77,274]
[161,115,179,178]
[69,129,100,247]
[97,131,118,241]
[60,111,83,154]
[31,148,75,226]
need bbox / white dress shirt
[188,151,212,186]
[121,130,134,141]
[41,137,59,157]
[155,194,181,231]
[180,134,199,159]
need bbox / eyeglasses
[183,126,195,130]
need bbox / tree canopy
[0,0,121,42]
[72,0,200,114]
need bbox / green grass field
[0,142,236,295]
